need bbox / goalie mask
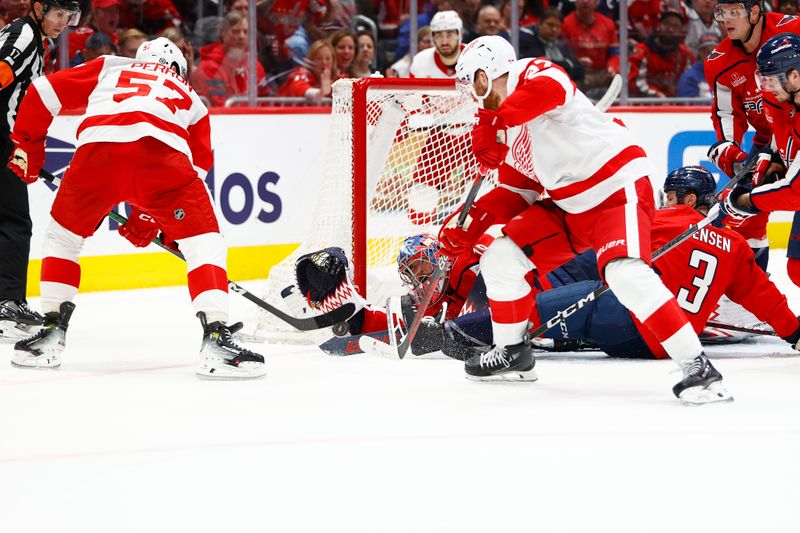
[397,234,446,304]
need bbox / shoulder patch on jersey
[777,15,798,26]
[707,49,724,61]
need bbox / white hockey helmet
[455,35,516,101]
[430,10,463,41]
[136,37,188,79]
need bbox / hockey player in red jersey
[719,33,800,288]
[6,38,265,379]
[449,35,730,404]
[703,0,800,270]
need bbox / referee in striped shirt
[0,0,79,340]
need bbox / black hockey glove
[781,318,800,351]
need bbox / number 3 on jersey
[676,249,718,314]
[113,70,192,113]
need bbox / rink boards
[26,107,793,295]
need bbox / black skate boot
[0,299,44,342]
[196,312,266,379]
[465,337,538,382]
[672,353,733,405]
[12,302,75,369]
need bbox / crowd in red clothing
[1,0,795,106]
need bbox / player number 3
[676,249,718,314]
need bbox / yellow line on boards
[25,243,300,296]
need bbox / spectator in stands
[256,0,327,75]
[192,11,269,107]
[118,28,147,58]
[162,26,195,77]
[777,0,798,14]
[561,0,619,97]
[118,0,182,34]
[387,25,431,77]
[677,32,719,98]
[372,0,400,31]
[349,30,376,78]
[475,5,510,40]
[684,0,722,58]
[628,0,660,42]
[330,29,356,78]
[277,39,336,101]
[0,0,30,26]
[69,0,121,65]
[70,31,116,67]
[225,0,248,15]
[501,0,545,28]
[520,7,584,83]
[629,10,694,98]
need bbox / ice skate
[196,312,266,379]
[12,302,75,369]
[0,299,44,342]
[465,337,538,382]
[673,353,733,405]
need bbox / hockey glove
[471,108,509,171]
[7,136,45,184]
[295,247,366,314]
[118,208,160,247]
[709,185,760,228]
[781,318,800,350]
[438,202,495,257]
[707,140,747,178]
[750,150,772,187]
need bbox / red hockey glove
[471,108,509,171]
[707,140,747,178]
[7,136,45,184]
[438,203,496,256]
[709,186,759,228]
[118,208,160,247]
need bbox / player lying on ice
[5,38,265,379]
[295,167,800,363]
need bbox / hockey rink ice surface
[1,253,799,533]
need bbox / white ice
[1,253,799,533]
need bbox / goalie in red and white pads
[8,38,265,379]
[449,36,730,404]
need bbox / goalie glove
[707,140,747,178]
[295,247,366,316]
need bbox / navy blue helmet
[757,32,800,84]
[664,166,718,207]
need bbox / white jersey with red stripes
[408,47,461,78]
[15,55,212,179]
[498,57,655,213]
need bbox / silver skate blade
[196,358,266,380]
[466,368,539,382]
[10,359,61,370]
[679,381,734,406]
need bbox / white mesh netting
[249,78,497,342]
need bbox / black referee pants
[0,136,32,301]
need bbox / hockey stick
[705,321,777,336]
[595,74,622,113]
[38,169,355,331]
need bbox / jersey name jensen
[691,228,731,252]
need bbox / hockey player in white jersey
[444,36,730,404]
[6,38,265,379]
[409,10,464,78]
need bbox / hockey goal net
[252,77,496,342]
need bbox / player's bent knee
[604,257,673,318]
[43,219,85,259]
[177,232,227,271]
[480,237,532,284]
